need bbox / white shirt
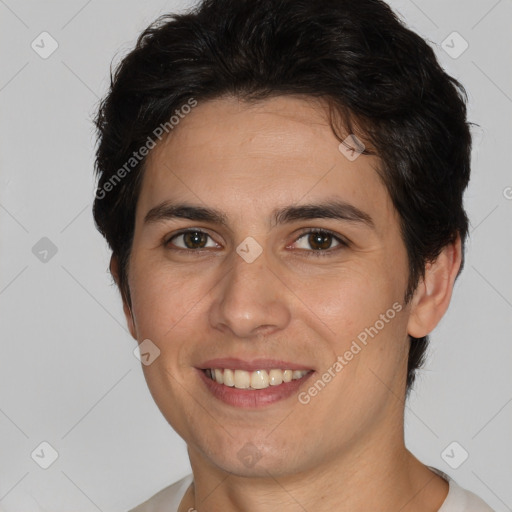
[128,468,495,511]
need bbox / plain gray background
[1,0,511,510]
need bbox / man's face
[125,95,412,476]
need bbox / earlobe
[110,255,138,340]
[407,236,462,338]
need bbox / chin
[201,441,306,479]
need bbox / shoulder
[128,474,194,512]
[431,468,495,512]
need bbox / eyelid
[164,227,350,253]
[289,228,350,253]
[164,227,221,249]
[293,227,349,243]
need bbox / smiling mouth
[204,368,312,390]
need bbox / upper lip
[198,358,313,372]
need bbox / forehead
[149,95,354,169]
[138,95,395,227]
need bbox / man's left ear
[407,235,462,338]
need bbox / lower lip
[197,369,314,408]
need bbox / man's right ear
[109,255,137,340]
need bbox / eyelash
[164,228,349,257]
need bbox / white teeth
[214,368,224,384]
[268,369,283,386]
[250,370,269,389]
[207,368,309,389]
[223,369,235,387]
[234,369,250,389]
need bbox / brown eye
[307,232,333,250]
[167,230,217,250]
[183,231,208,249]
[292,230,348,256]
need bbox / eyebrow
[144,198,375,230]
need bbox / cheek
[309,264,398,336]
[127,258,204,428]
[129,275,168,338]
[304,257,408,382]
[128,254,204,336]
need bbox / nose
[208,245,292,339]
